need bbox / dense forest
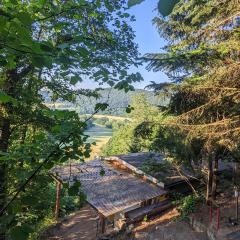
[43,88,168,115]
[104,0,240,201]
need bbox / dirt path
[45,205,99,240]
[130,209,208,240]
[132,221,208,240]
[44,207,208,240]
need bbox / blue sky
[79,0,168,89]
[127,0,168,89]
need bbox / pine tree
[144,0,240,201]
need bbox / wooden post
[212,158,218,200]
[100,214,106,234]
[235,189,239,222]
[206,156,213,203]
[236,195,238,222]
[55,181,61,220]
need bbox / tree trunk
[212,157,219,200]
[0,118,11,240]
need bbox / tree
[103,93,160,155]
[128,0,179,17]
[0,1,142,239]
[143,0,240,201]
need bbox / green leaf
[77,47,89,57]
[126,105,133,113]
[94,103,109,111]
[100,168,105,176]
[21,196,38,205]
[0,58,7,66]
[58,43,69,50]
[158,0,179,17]
[0,91,16,104]
[70,76,80,85]
[128,0,145,8]
[68,181,81,196]
[17,12,32,26]
[10,224,33,240]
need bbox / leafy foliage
[103,94,161,155]
[174,194,201,220]
[158,0,180,17]
[0,0,142,238]
[127,0,179,17]
[44,88,168,116]
[143,0,240,200]
[144,0,240,156]
[128,0,145,8]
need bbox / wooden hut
[51,158,168,234]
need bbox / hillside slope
[43,88,168,115]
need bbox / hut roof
[51,159,166,217]
[104,152,196,187]
[104,152,234,187]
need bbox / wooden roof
[104,152,196,187]
[105,152,234,187]
[51,160,166,217]
[106,152,164,169]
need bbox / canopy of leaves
[103,93,162,155]
[144,0,240,161]
[128,0,179,17]
[0,0,142,238]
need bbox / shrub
[174,194,201,220]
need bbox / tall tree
[103,93,160,155]
[143,0,240,201]
[0,1,142,239]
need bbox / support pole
[234,162,239,222]
[216,208,220,232]
[100,214,106,234]
[236,191,239,222]
[55,181,61,220]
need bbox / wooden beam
[100,214,106,234]
[55,181,61,220]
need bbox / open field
[86,114,131,121]
[84,124,113,159]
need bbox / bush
[174,194,201,220]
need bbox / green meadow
[84,124,113,159]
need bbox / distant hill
[43,88,168,116]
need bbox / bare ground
[45,205,99,240]
[129,208,208,240]
[44,206,209,240]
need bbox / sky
[127,0,168,89]
[79,0,168,89]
